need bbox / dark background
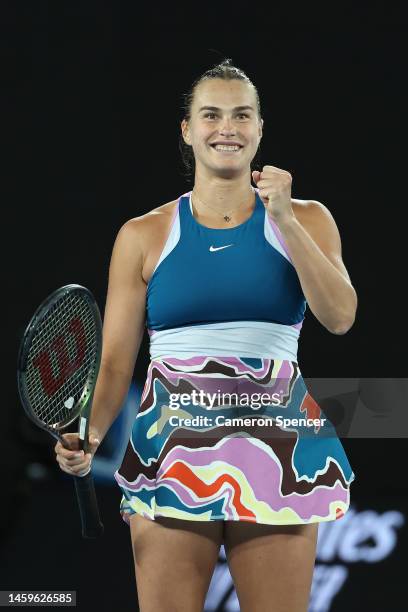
[2,1,406,610]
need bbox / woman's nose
[219,117,236,135]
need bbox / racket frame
[17,284,104,538]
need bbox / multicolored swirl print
[114,356,355,526]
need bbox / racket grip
[73,472,104,538]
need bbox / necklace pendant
[224,215,231,222]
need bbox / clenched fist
[252,165,295,224]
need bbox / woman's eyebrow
[198,105,254,112]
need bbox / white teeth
[214,145,240,151]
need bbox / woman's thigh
[129,514,223,612]
[224,521,319,612]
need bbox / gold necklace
[191,189,255,223]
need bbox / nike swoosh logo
[209,244,234,252]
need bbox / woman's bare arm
[278,200,357,334]
[89,218,147,442]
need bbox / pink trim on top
[147,328,156,336]
[292,320,303,331]
[267,216,292,262]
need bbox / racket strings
[24,293,99,427]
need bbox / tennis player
[55,59,357,612]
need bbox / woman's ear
[258,117,264,140]
[181,119,191,145]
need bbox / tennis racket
[17,284,104,538]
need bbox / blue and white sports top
[146,189,307,361]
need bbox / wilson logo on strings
[32,317,87,397]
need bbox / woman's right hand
[54,432,101,477]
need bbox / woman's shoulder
[121,198,180,236]
[291,198,331,227]
[291,197,317,214]
[116,198,180,269]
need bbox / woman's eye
[203,112,249,120]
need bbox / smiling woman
[54,58,357,612]
[179,61,263,189]
[179,65,264,225]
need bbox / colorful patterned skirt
[114,356,355,525]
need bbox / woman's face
[181,78,263,178]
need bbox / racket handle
[73,472,104,538]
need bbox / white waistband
[148,320,300,362]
